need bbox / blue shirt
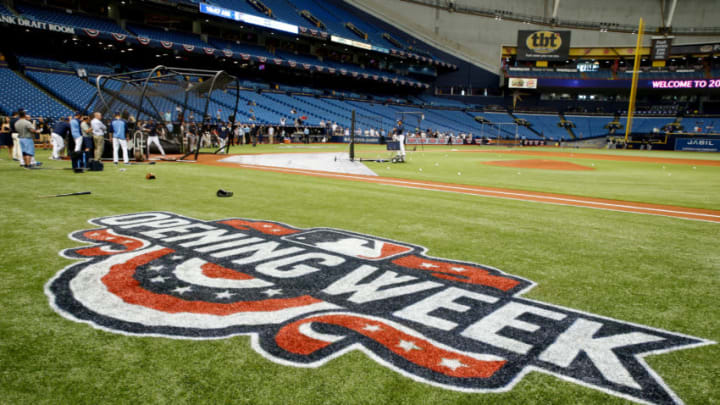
[70,119,81,139]
[112,119,126,140]
[52,121,71,137]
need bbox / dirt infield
[463,149,720,167]
[195,154,720,223]
[483,159,594,171]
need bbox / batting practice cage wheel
[86,66,242,161]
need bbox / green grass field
[1,144,718,405]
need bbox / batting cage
[86,66,242,161]
[347,109,397,162]
[476,120,519,145]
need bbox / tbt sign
[517,30,571,61]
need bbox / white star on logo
[105,236,116,241]
[397,340,422,352]
[450,266,466,272]
[262,288,283,297]
[262,224,272,228]
[439,358,467,371]
[420,262,439,269]
[149,276,166,283]
[362,324,382,332]
[89,232,101,237]
[121,239,133,244]
[215,290,235,299]
[172,286,192,294]
[147,265,164,272]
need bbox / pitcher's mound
[484,159,594,171]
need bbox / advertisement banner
[674,138,720,152]
[199,2,298,34]
[508,77,538,89]
[0,15,75,34]
[651,37,673,60]
[669,42,720,55]
[517,30,571,61]
[339,136,380,144]
[537,78,720,89]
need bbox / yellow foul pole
[625,18,644,143]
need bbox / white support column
[665,0,678,28]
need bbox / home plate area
[219,153,377,176]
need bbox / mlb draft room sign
[47,212,711,404]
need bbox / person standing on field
[111,113,129,164]
[10,111,21,162]
[90,112,107,161]
[146,119,166,157]
[69,111,83,153]
[0,116,12,158]
[14,111,39,169]
[267,125,275,144]
[238,123,245,145]
[50,116,71,160]
[393,120,406,162]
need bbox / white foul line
[232,164,720,223]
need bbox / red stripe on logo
[392,255,520,291]
[276,314,506,378]
[101,248,321,314]
[219,219,299,236]
[75,229,144,256]
[201,262,254,280]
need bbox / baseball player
[50,116,71,160]
[393,120,406,162]
[146,119,166,156]
[111,113,129,164]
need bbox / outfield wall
[625,133,720,151]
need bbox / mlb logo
[284,230,413,260]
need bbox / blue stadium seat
[0,4,13,16]
[18,56,70,71]
[0,67,73,118]
[25,70,97,111]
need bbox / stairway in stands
[13,66,75,113]
[507,111,544,138]
[558,112,578,139]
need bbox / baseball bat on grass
[37,191,92,198]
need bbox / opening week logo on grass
[46,212,712,405]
